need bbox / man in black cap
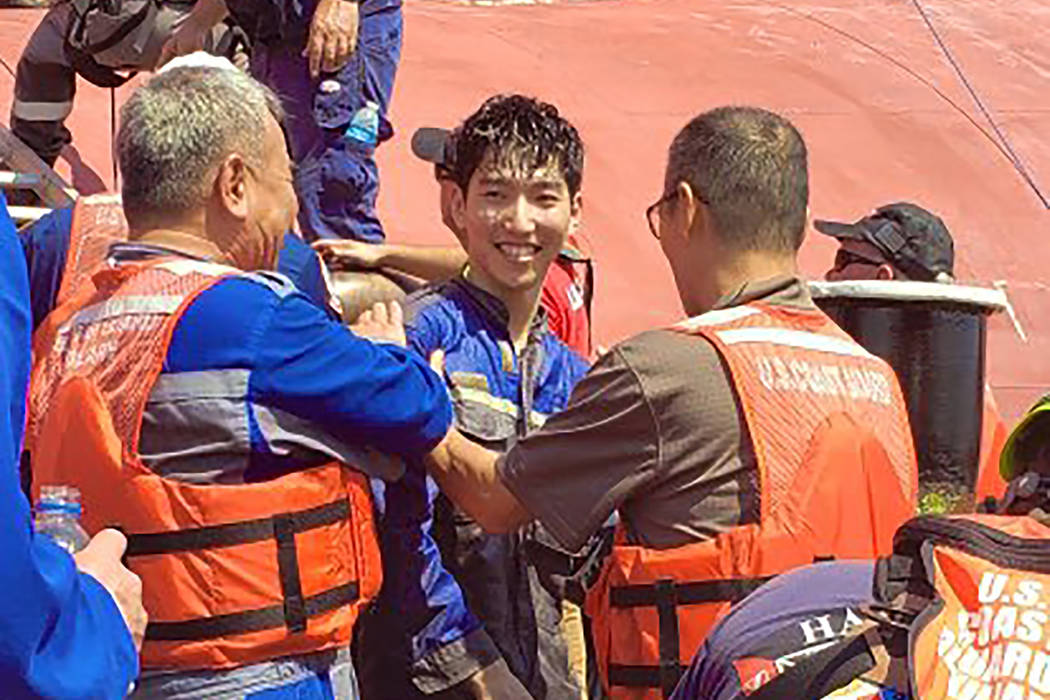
[818,202,955,283]
[817,202,1010,505]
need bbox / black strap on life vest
[126,498,356,641]
[606,576,774,698]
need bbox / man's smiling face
[454,150,580,296]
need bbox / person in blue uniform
[27,64,451,698]
[359,94,592,699]
[163,0,402,242]
[0,191,145,699]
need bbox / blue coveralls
[225,0,402,242]
[0,193,139,698]
[358,276,591,698]
[17,208,455,698]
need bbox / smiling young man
[359,95,590,699]
[419,106,919,699]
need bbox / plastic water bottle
[34,485,90,554]
[344,100,380,151]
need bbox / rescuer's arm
[427,338,662,553]
[0,195,141,698]
[425,428,532,534]
[314,239,468,282]
[245,287,454,462]
[157,0,229,68]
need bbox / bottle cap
[37,485,83,515]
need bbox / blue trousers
[251,6,402,242]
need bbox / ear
[875,264,896,280]
[673,180,700,244]
[216,154,249,220]
[449,184,468,240]
[569,190,583,229]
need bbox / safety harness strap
[125,499,350,556]
[609,576,773,608]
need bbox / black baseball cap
[815,202,955,282]
[411,127,454,170]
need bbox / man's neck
[128,228,228,265]
[699,252,798,313]
[464,267,543,351]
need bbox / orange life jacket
[584,301,918,699]
[974,389,1009,503]
[27,257,382,671]
[57,194,128,306]
[900,514,1050,698]
[29,194,128,364]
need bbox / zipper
[895,516,1050,573]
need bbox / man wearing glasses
[815,202,954,283]
[419,105,918,698]
[814,202,1010,505]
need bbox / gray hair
[117,66,284,223]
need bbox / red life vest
[27,257,382,671]
[584,301,918,699]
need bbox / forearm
[424,428,530,534]
[379,245,467,282]
[188,0,228,25]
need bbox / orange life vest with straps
[900,514,1050,698]
[584,301,918,699]
[27,257,382,671]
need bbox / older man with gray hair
[26,65,454,698]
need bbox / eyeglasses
[832,248,886,271]
[646,191,678,239]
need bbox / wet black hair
[450,94,584,196]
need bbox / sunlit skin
[230,115,299,271]
[128,113,298,273]
[437,174,466,245]
[824,238,896,282]
[451,154,581,300]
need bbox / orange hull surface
[2,0,1046,420]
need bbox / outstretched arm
[314,239,468,282]
[424,427,531,535]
